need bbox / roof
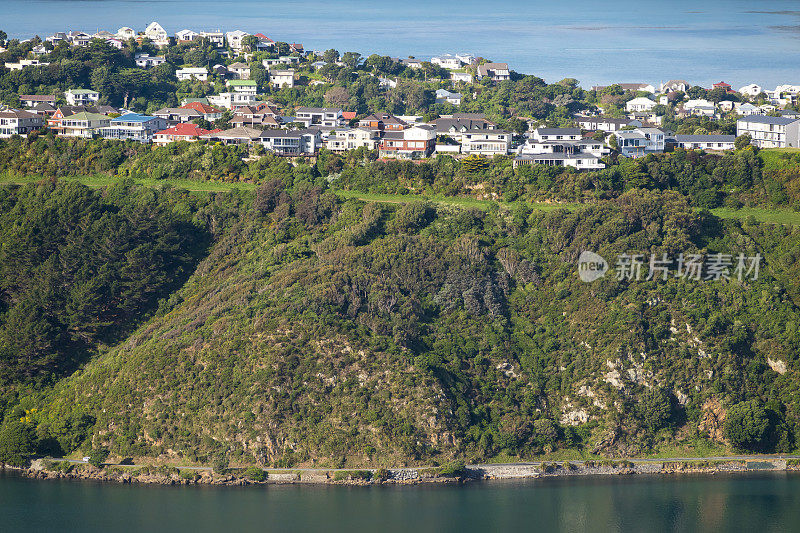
[738,115,799,125]
[63,112,110,121]
[154,107,201,117]
[673,135,735,142]
[342,111,357,120]
[19,95,55,102]
[211,126,263,139]
[0,109,39,119]
[516,153,599,161]
[228,62,249,69]
[181,101,219,113]
[536,128,581,135]
[433,117,493,131]
[227,79,257,86]
[111,113,159,123]
[155,123,220,137]
[67,88,98,95]
[296,107,342,114]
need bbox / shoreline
[4,457,798,487]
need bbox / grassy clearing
[0,172,257,193]
[334,189,582,212]
[758,147,800,172]
[710,206,800,225]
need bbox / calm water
[3,471,800,532]
[2,0,800,87]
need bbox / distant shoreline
[4,456,798,487]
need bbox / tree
[87,447,109,468]
[735,133,752,150]
[324,86,351,107]
[341,52,362,70]
[724,400,771,452]
[0,419,34,467]
[323,49,340,64]
[241,35,259,52]
[635,388,673,431]
[212,454,229,475]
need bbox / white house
[116,27,136,40]
[144,22,169,46]
[659,80,689,93]
[735,102,760,116]
[176,67,209,81]
[135,54,166,68]
[269,70,295,88]
[100,113,170,143]
[435,89,462,106]
[226,79,257,95]
[326,128,380,151]
[476,63,510,82]
[450,71,474,83]
[175,29,200,42]
[65,88,100,106]
[226,30,249,51]
[0,109,44,138]
[431,54,464,69]
[295,107,345,128]
[625,97,656,112]
[612,127,666,157]
[737,116,800,148]
[460,130,512,156]
[531,127,581,142]
[4,59,49,70]
[671,134,736,151]
[738,84,763,98]
[207,92,257,110]
[228,62,251,79]
[199,31,225,47]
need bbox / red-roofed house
[180,102,224,121]
[712,81,733,93]
[253,33,275,51]
[153,123,221,145]
[342,111,357,121]
[289,43,305,55]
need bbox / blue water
[3,471,800,532]
[2,0,800,88]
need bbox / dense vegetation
[2,178,800,468]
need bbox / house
[225,30,249,51]
[295,107,345,128]
[531,127,581,142]
[269,70,295,88]
[451,71,474,83]
[57,111,111,138]
[230,105,281,128]
[780,110,800,119]
[153,123,220,145]
[378,77,397,89]
[712,81,733,92]
[611,127,666,157]
[180,101,223,121]
[4,59,49,70]
[116,27,136,40]
[46,32,68,45]
[101,113,170,142]
[358,113,407,132]
[176,67,209,81]
[460,130,512,155]
[207,92,257,110]
[175,29,200,42]
[106,38,124,50]
[228,62,251,79]
[435,89,462,106]
[31,44,48,55]
[593,83,656,93]
[204,126,263,145]
[627,111,663,126]
[514,152,605,170]
[253,33,275,51]
[326,128,380,151]
[399,58,423,69]
[670,134,736,151]
[625,97,656,112]
[65,88,100,106]
[260,129,320,155]
[738,84,763,98]
[737,116,800,148]
[433,116,497,144]
[135,54,166,68]
[226,79,257,95]
[67,31,92,47]
[289,43,305,55]
[431,54,465,69]
[153,107,202,123]
[199,31,225,47]
[0,109,44,138]
[476,63,510,82]
[735,102,760,116]
[659,80,689,93]
[144,22,169,46]
[19,95,56,108]
[515,136,608,169]
[29,102,57,116]
[379,125,436,159]
[574,115,639,132]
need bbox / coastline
[4,457,798,487]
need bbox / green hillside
[4,180,800,468]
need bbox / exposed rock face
[767,358,787,375]
[698,398,726,442]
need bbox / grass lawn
[710,206,800,225]
[334,189,582,212]
[0,172,257,193]
[758,147,800,172]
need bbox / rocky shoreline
[2,457,797,487]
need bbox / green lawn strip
[710,206,800,225]
[333,189,582,212]
[0,172,256,193]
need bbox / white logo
[578,251,608,282]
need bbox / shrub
[212,455,229,475]
[0,419,34,467]
[87,447,109,468]
[436,460,467,478]
[245,466,266,482]
[724,400,772,452]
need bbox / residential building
[432,116,497,144]
[476,63,510,82]
[670,134,736,151]
[431,54,465,69]
[450,71,474,83]
[19,95,56,108]
[712,81,733,92]
[574,115,639,132]
[659,80,689,93]
[135,53,166,68]
[326,128,380,151]
[460,130,512,155]
[0,109,44,138]
[531,127,581,142]
[204,126,263,145]
[358,113,407,132]
[253,33,275,51]
[228,62,251,79]
[269,69,295,88]
[625,97,656,112]
[66,31,92,47]
[226,30,249,51]
[175,29,200,42]
[738,84,763,98]
[260,129,320,155]
[65,88,100,106]
[230,105,281,128]
[593,83,656,93]
[207,92,257,110]
[106,38,124,50]
[611,127,666,157]
[399,58,423,69]
[153,123,220,145]
[379,126,436,158]
[735,102,760,116]
[435,89,462,106]
[176,67,209,81]
[226,79,258,95]
[736,116,800,148]
[101,113,170,142]
[295,107,345,128]
[153,107,202,123]
[58,111,111,138]
[144,22,169,46]
[181,101,224,121]
[4,59,49,70]
[513,152,605,170]
[199,31,225,47]
[116,27,136,40]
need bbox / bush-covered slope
[6,183,795,468]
